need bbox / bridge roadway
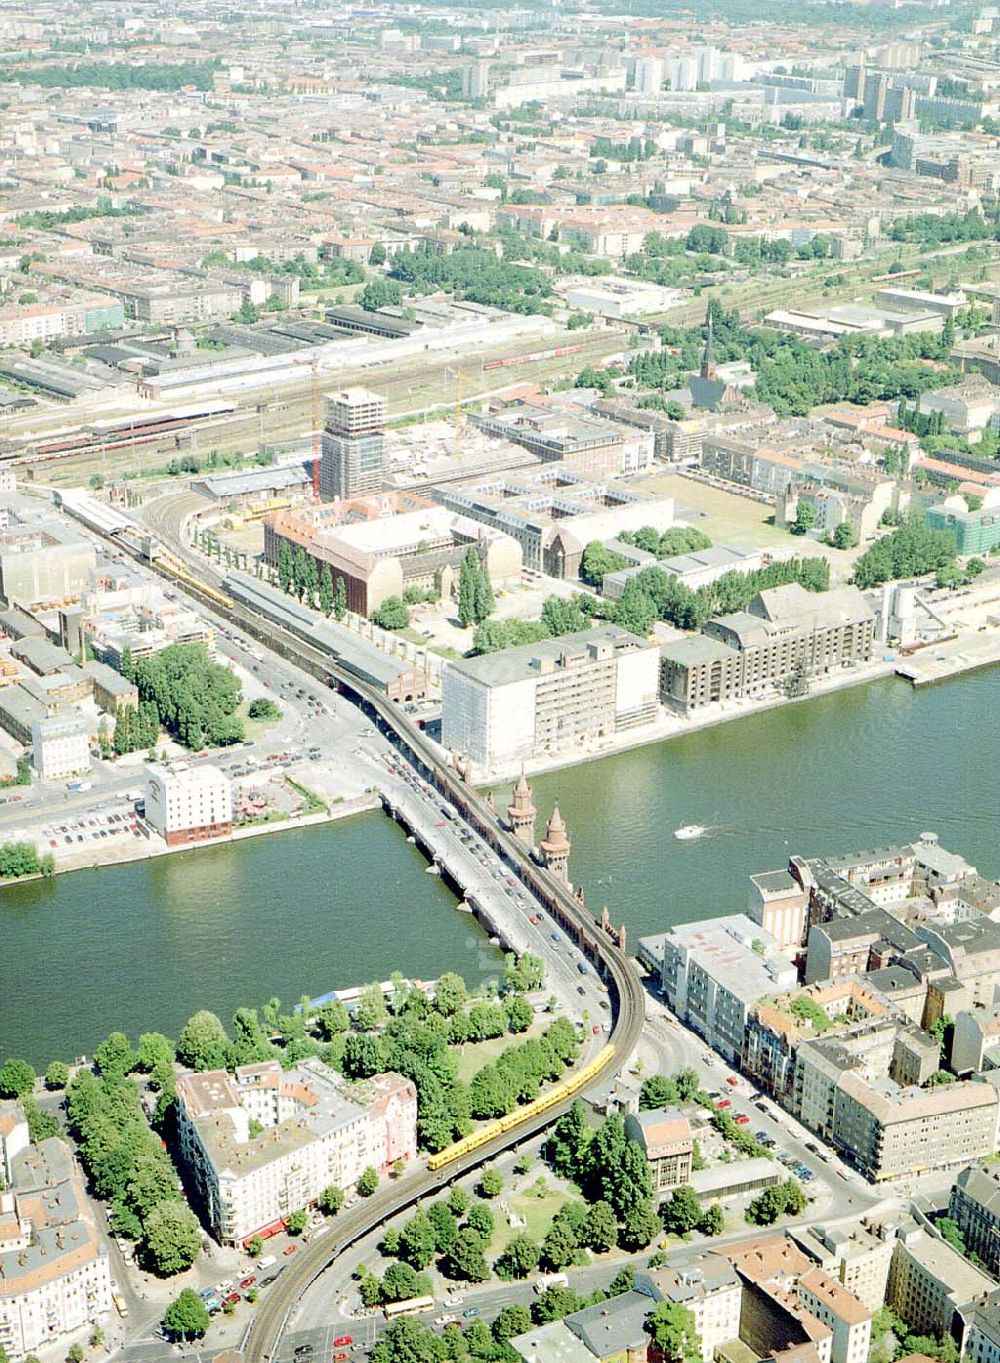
[212,592,645,1363]
[75,523,647,1363]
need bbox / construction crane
[310,352,321,499]
[445,365,464,459]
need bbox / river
[1,813,500,1068]
[2,671,997,1069]
[519,672,999,945]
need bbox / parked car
[334,1337,353,1348]
[735,1113,750,1125]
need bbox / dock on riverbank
[894,628,1000,687]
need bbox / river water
[2,671,997,1069]
[2,814,500,1068]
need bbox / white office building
[31,715,90,781]
[144,764,233,846]
[442,624,660,775]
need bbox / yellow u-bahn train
[426,1045,615,1172]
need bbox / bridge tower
[507,768,537,848]
[541,805,571,885]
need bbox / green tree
[360,279,403,311]
[372,596,409,630]
[343,1033,388,1078]
[316,1001,350,1039]
[474,560,494,623]
[493,1304,533,1343]
[443,1227,491,1282]
[619,1200,660,1251]
[382,1261,431,1303]
[533,1285,585,1323]
[580,541,628,588]
[287,1209,308,1235]
[644,1301,702,1363]
[133,1030,173,1073]
[176,1010,229,1070]
[582,1199,618,1253]
[163,1289,210,1340]
[427,1201,458,1254]
[700,1203,724,1236]
[434,972,468,1016]
[494,1232,540,1279]
[478,1169,503,1198]
[746,1178,807,1226]
[0,1058,36,1098]
[358,1166,379,1197]
[503,952,545,993]
[466,1203,494,1240]
[661,1184,703,1236]
[831,522,859,549]
[334,576,347,620]
[94,1031,134,1078]
[318,1185,345,1216]
[278,539,293,594]
[505,996,533,1033]
[371,1319,445,1363]
[609,1267,635,1296]
[44,1061,70,1090]
[457,548,480,628]
[319,563,334,616]
[542,1218,578,1270]
[937,1217,966,1253]
[142,1201,202,1275]
[791,501,818,536]
[247,1235,264,1257]
[400,1209,437,1269]
[24,1100,60,1143]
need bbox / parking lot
[40,799,145,854]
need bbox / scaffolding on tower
[310,353,321,499]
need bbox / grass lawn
[456,1022,547,1083]
[456,1034,518,1083]
[237,700,282,742]
[636,472,794,551]
[497,1187,572,1248]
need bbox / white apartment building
[442,624,660,775]
[144,764,233,846]
[964,1293,1000,1363]
[31,715,90,781]
[661,914,799,1064]
[174,1060,417,1246]
[796,1266,872,1363]
[0,1104,113,1361]
[635,1252,743,1361]
[887,1225,995,1339]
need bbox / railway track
[1,330,627,482]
